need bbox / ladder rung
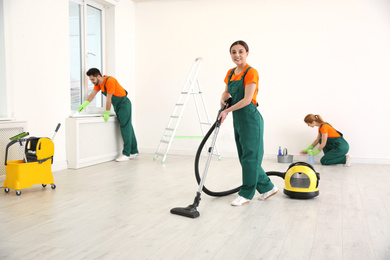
[165,128,175,131]
[200,122,211,125]
[160,139,170,144]
[176,103,184,106]
[181,91,201,94]
[171,116,180,118]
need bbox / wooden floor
[1,153,390,260]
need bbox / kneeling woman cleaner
[218,40,278,206]
[302,114,351,166]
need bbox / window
[69,0,104,112]
[0,0,7,118]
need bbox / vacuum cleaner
[170,99,320,219]
[266,162,320,199]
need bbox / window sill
[0,118,14,121]
[69,112,116,118]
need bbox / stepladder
[154,57,220,163]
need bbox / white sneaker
[115,155,130,162]
[129,153,139,159]
[231,196,251,206]
[344,155,352,167]
[259,186,279,200]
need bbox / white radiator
[66,117,122,169]
[0,121,27,177]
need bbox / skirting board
[142,148,390,165]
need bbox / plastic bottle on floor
[308,155,314,165]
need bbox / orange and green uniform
[224,64,275,199]
[318,123,349,165]
[94,76,138,156]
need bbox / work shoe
[259,186,279,200]
[129,153,139,159]
[231,196,251,206]
[344,155,352,167]
[115,155,130,162]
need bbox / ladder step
[171,116,180,118]
[200,122,211,125]
[160,139,170,144]
[172,136,205,139]
[165,128,175,131]
[181,91,201,94]
[176,103,184,106]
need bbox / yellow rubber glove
[301,144,314,154]
[78,101,90,112]
[308,149,320,156]
[102,111,110,122]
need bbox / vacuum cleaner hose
[194,121,241,197]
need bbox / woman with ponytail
[302,114,351,166]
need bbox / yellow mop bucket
[3,124,60,196]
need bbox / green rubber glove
[78,101,90,112]
[301,144,314,154]
[308,149,320,156]
[102,111,110,122]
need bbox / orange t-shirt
[319,123,341,138]
[224,64,259,105]
[93,75,127,97]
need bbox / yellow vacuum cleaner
[267,162,320,199]
[3,124,61,196]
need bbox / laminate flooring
[1,154,390,260]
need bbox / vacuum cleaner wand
[170,98,232,219]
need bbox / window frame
[70,0,106,114]
[0,0,8,119]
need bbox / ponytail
[314,115,324,123]
[304,114,324,124]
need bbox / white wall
[2,0,136,171]
[0,0,7,117]
[134,0,390,164]
[2,0,390,169]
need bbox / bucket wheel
[16,190,21,196]
[4,188,10,193]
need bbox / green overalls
[319,123,349,165]
[228,67,274,200]
[103,77,138,156]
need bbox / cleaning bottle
[278,146,282,156]
[308,150,314,165]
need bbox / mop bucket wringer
[3,124,60,196]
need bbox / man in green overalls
[219,41,278,206]
[78,68,138,162]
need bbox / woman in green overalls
[301,114,351,166]
[79,68,138,162]
[218,41,278,206]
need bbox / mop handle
[51,123,61,140]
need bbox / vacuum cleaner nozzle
[170,205,200,219]
[171,192,201,219]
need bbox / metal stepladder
[154,57,220,164]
